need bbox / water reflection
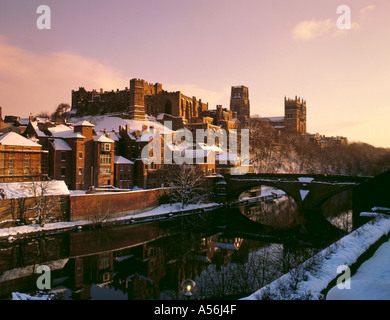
[0,190,350,300]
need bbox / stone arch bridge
[211,173,375,232]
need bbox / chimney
[0,106,2,121]
[142,125,148,133]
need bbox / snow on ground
[243,214,390,300]
[327,238,390,300]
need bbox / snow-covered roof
[50,139,72,151]
[73,120,95,127]
[197,143,224,154]
[182,149,214,160]
[71,116,174,135]
[264,116,285,122]
[215,153,239,162]
[137,132,156,142]
[93,135,114,143]
[96,131,119,141]
[48,125,73,138]
[165,140,193,152]
[19,118,29,126]
[109,132,119,141]
[114,156,134,165]
[30,121,46,137]
[0,132,41,147]
[0,180,70,199]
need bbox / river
[0,187,352,300]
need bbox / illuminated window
[100,154,111,165]
[102,143,111,151]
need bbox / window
[61,151,66,161]
[102,143,111,151]
[9,159,14,168]
[61,167,66,177]
[25,159,30,168]
[100,154,111,165]
[100,167,111,175]
[79,152,83,159]
[78,168,83,175]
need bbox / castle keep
[72,79,211,125]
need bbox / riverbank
[0,187,286,242]
[243,212,390,300]
[0,202,220,242]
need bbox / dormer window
[102,143,111,151]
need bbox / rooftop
[0,132,41,147]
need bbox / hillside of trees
[244,120,390,177]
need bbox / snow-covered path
[326,237,390,300]
[244,214,390,300]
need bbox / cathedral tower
[230,86,250,121]
[284,96,307,134]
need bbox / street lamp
[181,279,196,300]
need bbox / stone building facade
[230,86,250,122]
[257,96,307,135]
[284,96,307,134]
[71,78,209,125]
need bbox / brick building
[25,119,116,190]
[0,132,43,182]
[114,156,134,189]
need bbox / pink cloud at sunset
[0,35,128,117]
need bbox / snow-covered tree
[163,165,210,208]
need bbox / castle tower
[129,79,147,121]
[284,96,307,134]
[230,86,250,121]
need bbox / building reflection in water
[0,216,248,300]
[0,192,345,300]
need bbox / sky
[0,0,389,148]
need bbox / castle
[71,79,309,136]
[72,79,218,126]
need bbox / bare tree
[51,103,70,123]
[163,165,210,208]
[23,179,66,227]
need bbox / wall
[0,195,69,228]
[69,188,165,221]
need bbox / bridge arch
[220,173,367,232]
[232,181,301,208]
